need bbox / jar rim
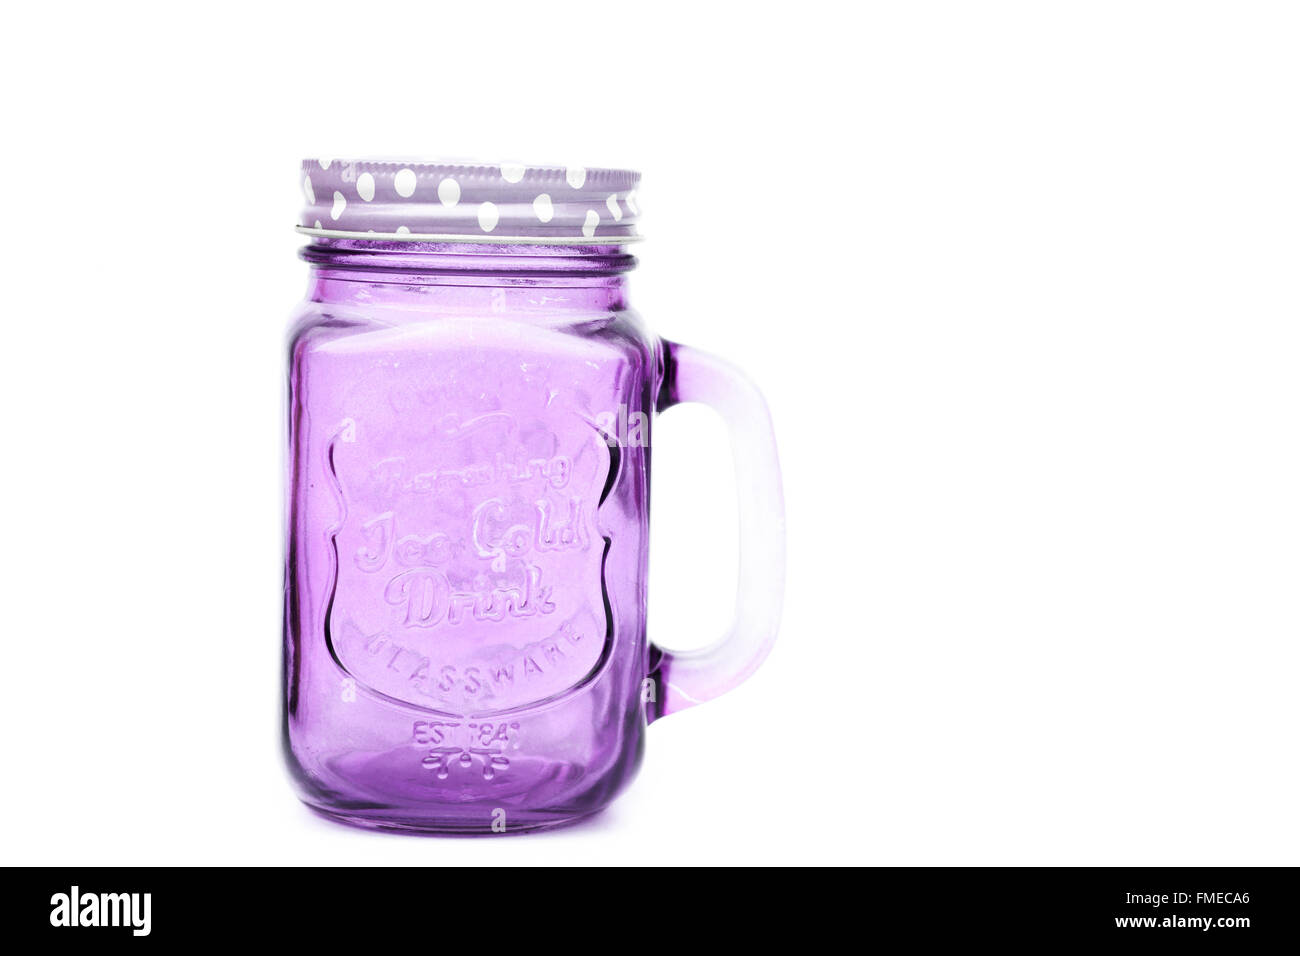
[295,225,642,246]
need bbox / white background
[2,2,1298,866]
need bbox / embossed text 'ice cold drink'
[284,160,784,832]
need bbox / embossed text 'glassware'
[284,160,784,832]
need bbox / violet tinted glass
[285,236,783,834]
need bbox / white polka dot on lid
[533,194,554,223]
[394,168,417,198]
[314,220,322,229]
[395,225,411,235]
[500,163,526,183]
[318,159,332,169]
[478,202,500,232]
[357,173,375,202]
[582,210,599,238]
[566,166,587,189]
[303,176,315,204]
[606,195,622,221]
[331,191,346,220]
[438,178,460,207]
[625,190,638,215]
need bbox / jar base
[302,800,604,836]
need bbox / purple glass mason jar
[284,160,784,832]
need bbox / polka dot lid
[298,159,641,243]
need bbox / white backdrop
[2,1,1298,865]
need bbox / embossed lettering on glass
[284,160,785,832]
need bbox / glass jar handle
[647,340,786,721]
